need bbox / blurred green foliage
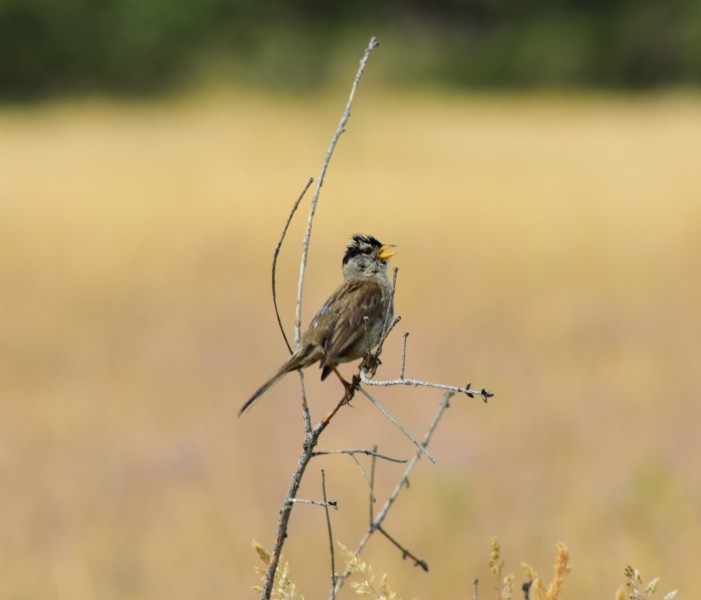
[1,0,701,99]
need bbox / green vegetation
[2,0,701,100]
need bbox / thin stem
[294,36,379,348]
[297,370,312,434]
[261,444,314,600]
[349,454,374,499]
[381,267,399,342]
[311,449,407,463]
[360,371,493,403]
[272,177,314,354]
[321,470,338,599]
[372,267,399,361]
[287,497,338,508]
[333,391,454,595]
[260,393,348,600]
[376,525,428,571]
[369,391,452,526]
[363,316,372,355]
[400,332,409,379]
[374,316,401,359]
[356,385,437,464]
[369,445,378,522]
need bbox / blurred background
[1,1,701,599]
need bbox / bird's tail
[238,345,314,416]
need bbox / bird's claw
[342,375,360,405]
[360,354,381,378]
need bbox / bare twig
[356,385,437,463]
[400,332,409,379]
[359,296,494,403]
[473,578,479,600]
[287,497,338,509]
[311,449,408,463]
[372,267,399,361]
[381,267,399,342]
[255,35,494,600]
[260,393,344,600]
[312,447,408,502]
[362,316,373,357]
[349,454,373,498]
[260,40,379,600]
[369,445,378,521]
[376,525,428,571]
[262,445,312,599]
[272,177,314,354]
[333,391,454,595]
[370,391,452,527]
[294,36,379,348]
[360,370,494,403]
[321,470,338,598]
[297,370,312,434]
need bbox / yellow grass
[1,89,700,599]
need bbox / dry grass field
[1,88,700,599]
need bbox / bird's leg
[328,364,357,403]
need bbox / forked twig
[333,391,455,595]
[356,385,437,464]
[261,393,346,600]
[255,35,493,600]
[259,40,381,600]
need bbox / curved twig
[272,177,314,354]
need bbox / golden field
[1,89,700,599]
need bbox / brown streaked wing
[322,279,384,364]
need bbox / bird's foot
[328,363,358,405]
[360,354,381,378]
[341,375,360,404]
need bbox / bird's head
[342,234,397,279]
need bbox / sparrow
[239,234,396,416]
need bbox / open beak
[377,244,397,260]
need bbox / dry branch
[259,36,380,600]
[254,35,493,600]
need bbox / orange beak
[377,244,397,260]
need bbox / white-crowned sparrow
[239,234,397,416]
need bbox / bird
[238,234,397,416]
